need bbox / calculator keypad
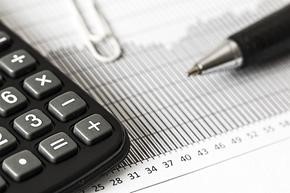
[0,50,36,78]
[2,150,42,182]
[0,87,27,117]
[48,91,86,122]
[13,109,52,140]
[23,70,62,99]
[0,53,115,183]
[0,24,128,193]
[38,132,77,163]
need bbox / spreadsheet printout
[1,0,290,192]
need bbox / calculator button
[2,150,42,182]
[0,176,6,192]
[48,91,86,122]
[38,132,77,163]
[23,70,62,99]
[0,50,36,78]
[74,114,113,145]
[0,31,11,51]
[13,109,52,140]
[0,127,17,155]
[0,87,27,117]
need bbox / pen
[187,4,290,76]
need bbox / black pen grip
[229,4,290,66]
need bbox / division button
[23,70,62,99]
[13,109,52,140]
[38,132,77,163]
[0,127,17,155]
[2,150,42,182]
[0,50,36,78]
[48,91,86,122]
[74,114,113,145]
[0,87,27,117]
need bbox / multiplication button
[48,91,86,122]
[74,114,113,145]
[0,50,36,78]
[38,132,77,163]
[2,150,42,182]
[23,70,62,99]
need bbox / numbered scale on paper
[80,112,290,193]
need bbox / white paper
[0,0,290,192]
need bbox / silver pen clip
[72,0,122,63]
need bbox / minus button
[48,91,87,122]
[62,98,75,107]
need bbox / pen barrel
[229,4,290,66]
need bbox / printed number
[231,137,242,144]
[279,120,290,127]
[181,154,191,161]
[109,178,123,186]
[214,142,226,150]
[145,166,157,174]
[0,133,8,146]
[25,114,42,127]
[246,131,258,139]
[198,148,208,156]
[162,160,173,168]
[263,126,275,133]
[91,184,105,192]
[1,91,17,104]
[127,172,140,180]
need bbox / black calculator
[0,21,130,193]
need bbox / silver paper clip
[73,0,122,63]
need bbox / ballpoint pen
[188,4,290,76]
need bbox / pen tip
[187,64,202,77]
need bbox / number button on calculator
[0,87,27,117]
[0,127,17,155]
[13,109,52,140]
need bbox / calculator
[0,21,130,193]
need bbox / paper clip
[72,0,122,63]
